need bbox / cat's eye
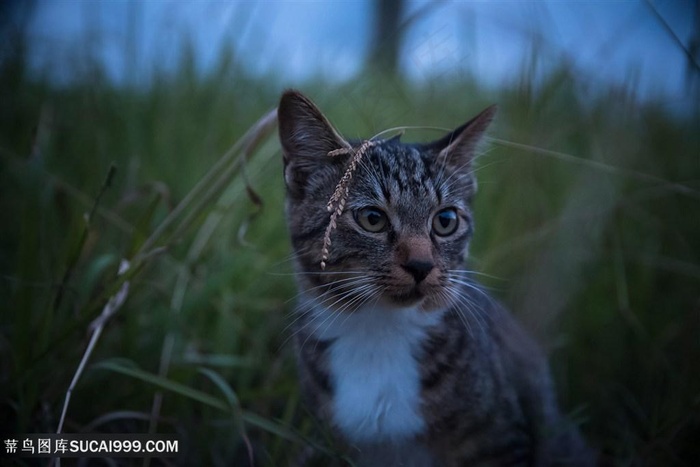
[432,208,459,236]
[355,207,388,233]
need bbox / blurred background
[1,0,699,465]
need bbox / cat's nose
[402,259,434,283]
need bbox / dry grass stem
[320,140,375,269]
[54,259,130,467]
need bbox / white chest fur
[312,303,442,444]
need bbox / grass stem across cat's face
[278,90,496,313]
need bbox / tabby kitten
[278,90,593,467]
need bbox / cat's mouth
[386,288,424,306]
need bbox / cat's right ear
[278,90,351,195]
[428,105,497,174]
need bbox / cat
[277,89,594,467]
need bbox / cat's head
[278,90,495,313]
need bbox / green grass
[1,26,699,467]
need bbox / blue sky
[26,1,697,109]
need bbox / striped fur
[278,90,594,466]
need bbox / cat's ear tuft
[278,90,351,193]
[429,104,497,172]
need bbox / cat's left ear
[278,90,351,196]
[428,105,497,172]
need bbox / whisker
[446,282,492,336]
[333,286,384,330]
[300,308,339,352]
[447,269,505,282]
[448,277,494,300]
[281,280,369,348]
[285,276,379,351]
[284,275,375,305]
[291,270,370,276]
[277,307,316,352]
[336,284,379,314]
[444,287,475,338]
[370,125,452,141]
